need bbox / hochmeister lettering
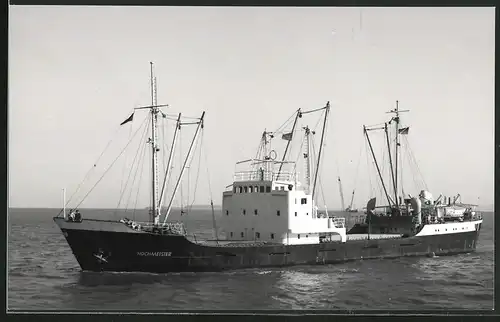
[137,251,172,257]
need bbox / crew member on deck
[74,210,82,222]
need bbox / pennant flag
[282,132,293,141]
[120,113,134,126]
[398,127,409,135]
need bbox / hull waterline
[54,217,482,274]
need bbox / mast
[157,113,181,220]
[311,101,330,201]
[394,100,399,207]
[303,126,312,194]
[386,100,409,207]
[385,122,397,206]
[163,112,206,223]
[338,177,345,210]
[277,109,301,180]
[364,125,393,207]
[150,62,160,224]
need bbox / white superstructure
[220,102,346,245]
[220,166,346,245]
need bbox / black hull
[55,218,482,274]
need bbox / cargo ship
[54,65,483,273]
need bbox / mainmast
[386,100,409,207]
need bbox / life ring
[268,150,277,161]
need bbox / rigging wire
[184,125,203,216]
[350,137,364,207]
[179,126,184,218]
[402,135,428,190]
[59,125,123,214]
[273,109,300,134]
[124,123,149,213]
[71,115,151,210]
[364,134,374,198]
[114,113,151,211]
[119,125,133,199]
[131,135,149,221]
[187,129,204,212]
[160,114,169,188]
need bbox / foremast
[150,62,160,225]
[141,62,204,226]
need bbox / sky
[8,6,495,210]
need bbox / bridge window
[226,210,229,216]
[306,234,308,238]
[241,232,244,238]
[254,186,258,193]
[306,212,309,216]
[295,212,297,217]
[244,186,248,193]
[275,186,279,191]
[238,186,243,193]
[249,186,253,193]
[271,233,275,239]
[260,186,265,193]
[254,209,258,215]
[266,186,271,193]
[230,232,233,237]
[298,234,301,239]
[242,209,246,215]
[233,187,236,193]
[301,198,307,205]
[256,232,260,239]
[277,210,281,216]
[280,186,284,191]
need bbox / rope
[273,109,299,134]
[364,135,374,197]
[179,126,183,215]
[124,124,149,212]
[291,133,306,179]
[351,139,364,204]
[131,137,149,220]
[58,125,123,216]
[403,136,428,190]
[119,124,133,199]
[187,129,204,211]
[72,114,150,210]
[114,114,150,211]
[203,131,214,200]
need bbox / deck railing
[233,170,295,182]
[120,218,187,236]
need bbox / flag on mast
[120,112,134,126]
[282,132,293,141]
[398,127,409,135]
